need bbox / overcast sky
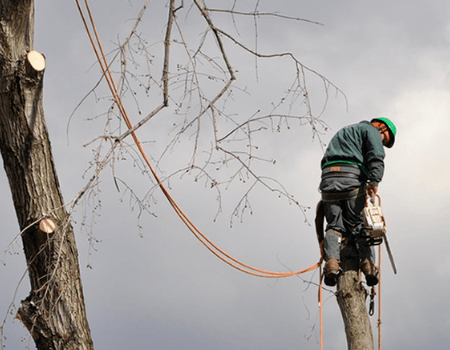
[1,1,450,349]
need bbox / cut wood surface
[27,50,46,71]
[39,218,56,234]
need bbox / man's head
[371,118,396,148]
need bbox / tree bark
[336,241,374,350]
[0,1,93,349]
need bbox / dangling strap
[315,201,325,259]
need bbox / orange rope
[71,4,334,350]
[74,0,322,279]
[378,244,382,350]
[319,267,324,350]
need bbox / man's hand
[367,185,378,197]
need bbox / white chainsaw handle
[366,194,381,206]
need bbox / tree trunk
[336,241,374,350]
[0,1,93,349]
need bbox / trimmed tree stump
[336,240,374,350]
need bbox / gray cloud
[1,1,450,349]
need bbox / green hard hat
[371,117,396,148]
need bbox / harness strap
[321,187,366,202]
[314,201,325,259]
[322,160,370,178]
[322,172,360,180]
[321,163,363,180]
[315,201,325,243]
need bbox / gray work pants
[322,192,375,263]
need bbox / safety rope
[378,244,382,350]
[73,3,386,349]
[74,0,322,279]
[319,268,324,350]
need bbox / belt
[321,163,363,180]
[321,187,366,202]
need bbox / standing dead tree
[0,0,377,349]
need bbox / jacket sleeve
[364,125,385,185]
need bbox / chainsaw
[362,194,397,274]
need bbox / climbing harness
[321,187,366,202]
[321,160,371,178]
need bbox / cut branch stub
[38,218,56,234]
[27,50,46,72]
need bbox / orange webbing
[75,0,322,279]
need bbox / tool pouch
[362,195,386,238]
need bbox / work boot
[324,259,340,287]
[361,260,379,286]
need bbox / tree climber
[319,118,396,287]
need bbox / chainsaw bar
[383,234,397,274]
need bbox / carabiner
[368,287,376,316]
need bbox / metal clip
[369,299,375,316]
[369,287,376,316]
